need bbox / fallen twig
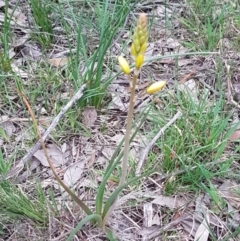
[135,111,182,176]
[225,62,240,109]
[197,78,221,96]
[5,84,86,180]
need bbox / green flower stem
[120,70,138,186]
[101,70,139,227]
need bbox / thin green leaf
[102,169,155,219]
[66,214,102,241]
[0,127,9,142]
[105,227,117,241]
[95,107,151,215]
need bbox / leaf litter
[1,0,240,240]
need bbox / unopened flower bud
[118,56,131,75]
[135,54,144,70]
[146,81,166,94]
[131,43,138,57]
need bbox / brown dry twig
[5,84,86,180]
[13,88,92,215]
[225,62,240,109]
[135,111,182,176]
[178,70,196,84]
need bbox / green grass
[0,180,48,224]
[0,0,13,72]
[0,149,15,178]
[178,0,229,51]
[58,0,139,108]
[145,88,237,194]
[29,0,53,48]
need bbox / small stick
[178,70,196,84]
[17,88,92,216]
[135,111,182,176]
[197,78,221,96]
[5,84,86,180]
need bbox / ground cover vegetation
[0,0,240,240]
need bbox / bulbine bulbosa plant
[68,13,166,240]
[21,13,166,240]
[118,13,166,186]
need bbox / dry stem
[120,71,138,186]
[136,111,182,175]
[17,89,92,216]
[5,84,86,180]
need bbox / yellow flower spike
[118,56,131,75]
[146,81,167,94]
[135,54,144,70]
[131,13,148,59]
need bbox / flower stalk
[102,14,149,225]
[120,13,148,187]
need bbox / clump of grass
[0,0,14,72]
[146,89,238,195]
[0,149,15,178]
[179,0,226,51]
[60,0,140,108]
[0,180,48,224]
[29,0,53,48]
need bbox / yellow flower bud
[135,54,144,69]
[133,39,141,52]
[139,35,146,45]
[130,43,137,57]
[146,81,166,94]
[133,32,138,41]
[140,42,147,54]
[118,56,131,75]
[138,13,147,26]
[138,30,143,37]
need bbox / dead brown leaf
[8,8,27,26]
[33,144,66,167]
[48,57,69,67]
[152,195,189,209]
[1,120,15,138]
[21,44,42,60]
[82,106,97,127]
[11,63,28,78]
[229,130,240,141]
[64,160,86,186]
[194,210,210,241]
[85,151,96,168]
[218,180,240,209]
[178,79,199,103]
